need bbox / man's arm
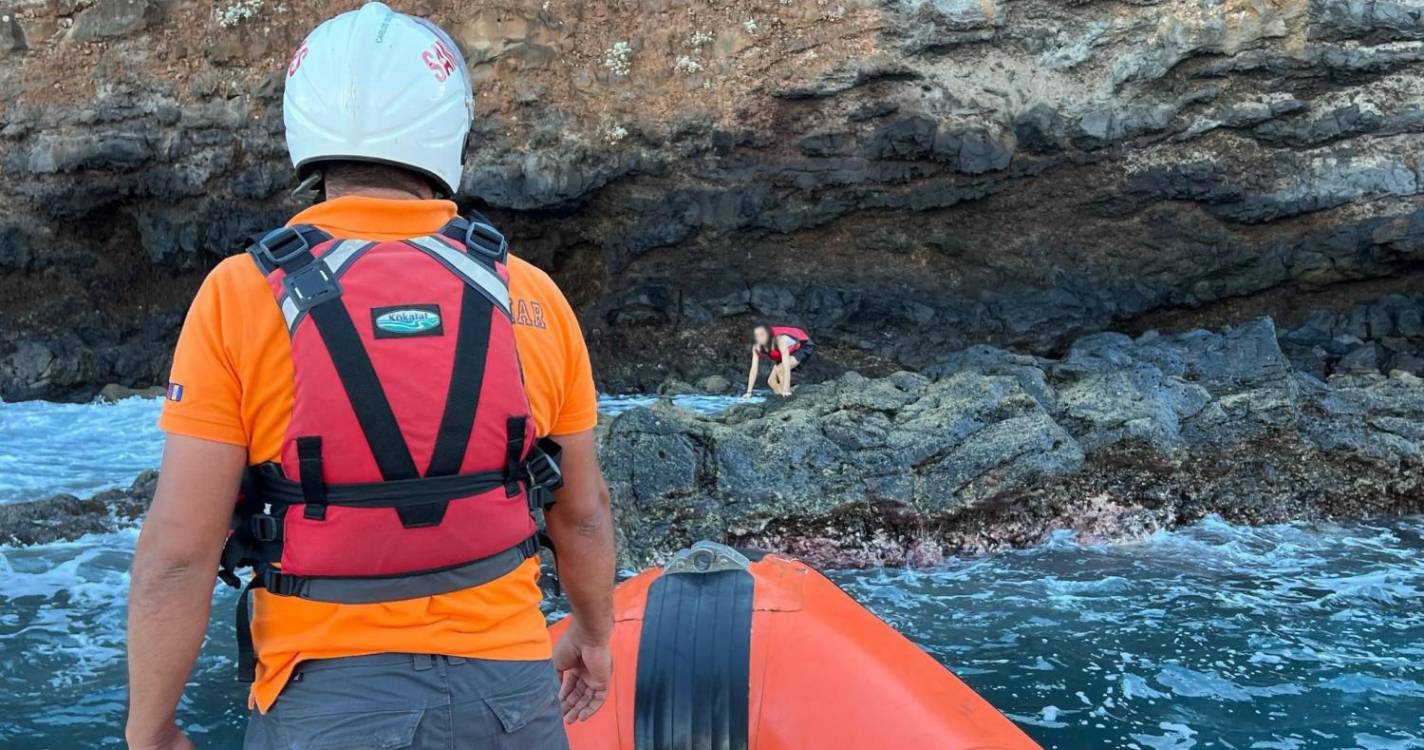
[126,435,247,750]
[546,428,615,723]
[744,346,760,397]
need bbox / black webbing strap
[297,436,327,520]
[245,462,508,507]
[254,222,418,485]
[505,417,527,497]
[235,573,262,683]
[308,300,420,482]
[426,287,494,477]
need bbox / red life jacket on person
[760,325,811,362]
[218,215,563,682]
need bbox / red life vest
[219,215,562,682]
[760,325,811,362]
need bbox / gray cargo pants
[243,654,570,750]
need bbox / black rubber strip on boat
[634,568,754,750]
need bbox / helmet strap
[292,171,323,199]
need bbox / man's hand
[544,429,615,723]
[126,723,195,750]
[553,619,612,723]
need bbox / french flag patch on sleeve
[166,382,185,402]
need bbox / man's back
[159,195,597,711]
[126,10,612,748]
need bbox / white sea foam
[0,398,165,503]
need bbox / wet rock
[98,383,166,402]
[656,379,697,396]
[593,318,1424,566]
[0,316,178,402]
[10,320,1424,563]
[0,472,156,546]
[697,375,732,394]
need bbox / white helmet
[283,2,473,196]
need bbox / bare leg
[781,357,801,395]
[770,366,789,396]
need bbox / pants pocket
[263,707,425,750]
[481,663,559,734]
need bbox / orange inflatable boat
[550,542,1041,749]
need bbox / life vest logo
[165,382,184,402]
[371,304,444,339]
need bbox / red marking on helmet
[288,42,309,77]
[424,40,457,82]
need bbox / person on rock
[745,324,815,397]
[124,5,614,750]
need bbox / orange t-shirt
[158,196,597,711]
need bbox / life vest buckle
[526,444,563,490]
[249,513,280,543]
[464,219,508,261]
[254,226,314,269]
[523,439,564,510]
[283,262,342,312]
[261,568,306,597]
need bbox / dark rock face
[600,318,1424,567]
[3,1,1424,399]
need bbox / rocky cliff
[3,0,1424,399]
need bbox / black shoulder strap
[251,224,420,484]
[425,284,494,478]
[246,224,333,277]
[439,213,509,265]
[309,298,420,482]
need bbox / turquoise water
[1,399,1421,749]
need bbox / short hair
[320,160,438,197]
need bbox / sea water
[1,399,1421,749]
